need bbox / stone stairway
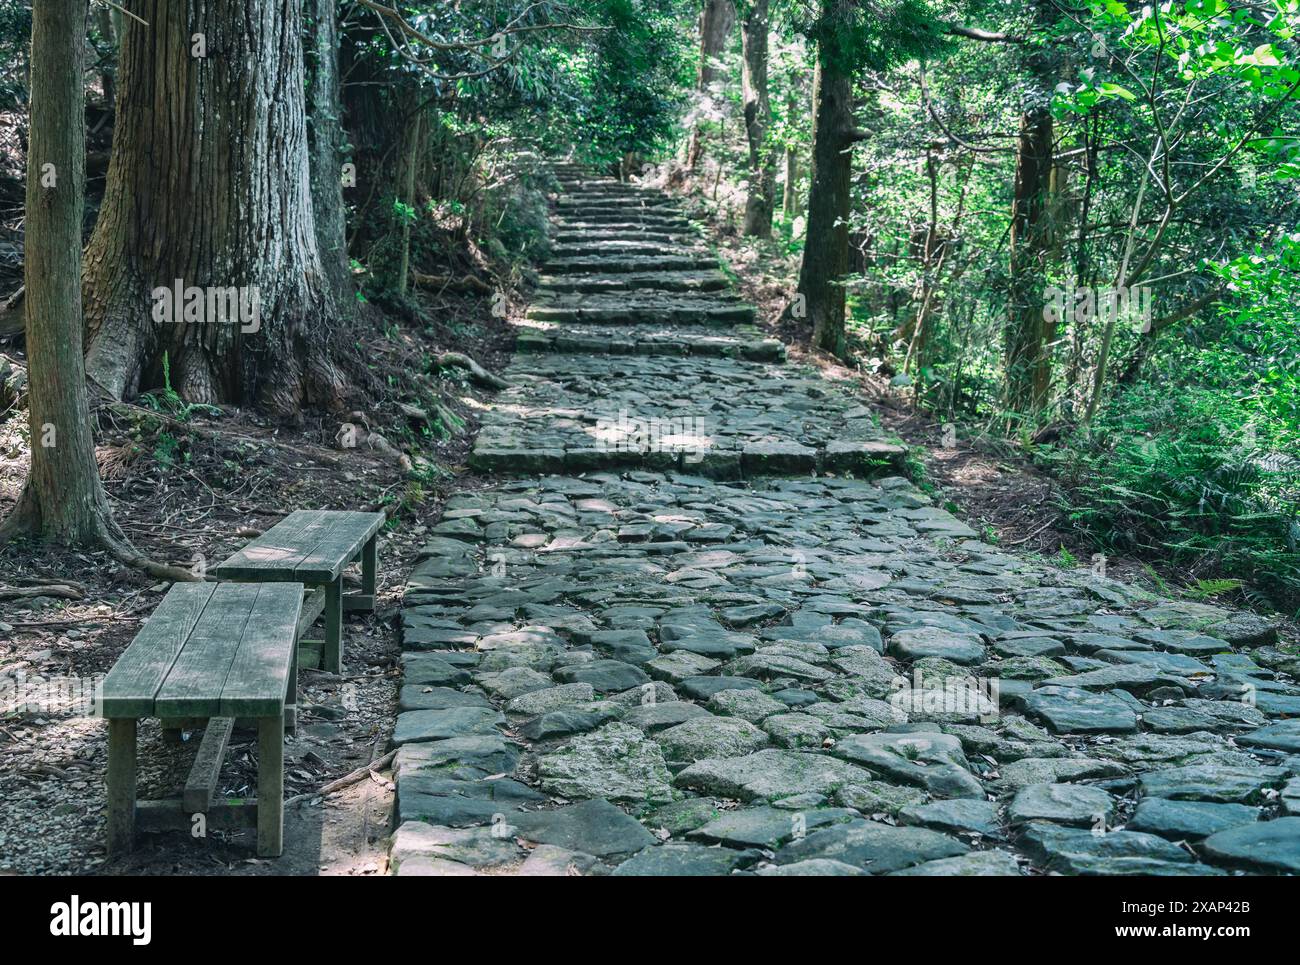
[386,164,1300,876]
[469,167,906,479]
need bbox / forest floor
[0,284,517,874]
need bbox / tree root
[437,351,510,390]
[97,517,203,583]
[0,584,83,601]
[412,272,493,294]
[286,749,398,807]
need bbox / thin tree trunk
[396,110,421,296]
[781,86,801,222]
[740,0,775,237]
[82,0,346,415]
[95,5,116,110]
[1004,0,1058,418]
[1,0,107,543]
[686,0,735,171]
[1,0,207,581]
[796,34,859,356]
[307,0,354,311]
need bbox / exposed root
[437,350,511,390]
[286,749,398,807]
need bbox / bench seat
[100,581,304,858]
[212,509,385,673]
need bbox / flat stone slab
[654,716,770,761]
[537,723,674,803]
[775,820,969,874]
[1128,798,1260,840]
[889,851,1022,876]
[391,707,507,746]
[674,749,877,802]
[1008,783,1114,828]
[1019,824,1213,875]
[832,732,984,799]
[1018,686,1138,734]
[897,799,1002,838]
[1201,817,1300,873]
[1138,764,1288,804]
[611,843,763,876]
[690,806,858,849]
[512,799,656,858]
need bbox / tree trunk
[1004,0,1058,418]
[82,0,345,416]
[396,110,421,297]
[781,86,801,222]
[686,0,735,171]
[95,5,116,110]
[306,0,354,311]
[796,46,858,355]
[1,0,113,544]
[740,0,775,237]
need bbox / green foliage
[559,0,693,164]
[803,0,952,76]
[1044,384,1300,609]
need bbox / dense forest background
[0,0,1297,611]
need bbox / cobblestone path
[387,164,1300,876]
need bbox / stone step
[554,211,690,227]
[553,220,695,235]
[549,241,706,260]
[469,437,906,478]
[552,230,695,244]
[512,321,784,362]
[526,292,754,326]
[543,255,719,275]
[555,194,669,207]
[538,269,731,294]
[468,353,906,479]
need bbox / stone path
[387,164,1300,876]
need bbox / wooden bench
[212,510,385,674]
[100,581,304,858]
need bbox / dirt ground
[0,287,515,875]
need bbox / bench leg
[106,718,137,856]
[284,642,299,736]
[324,577,343,673]
[361,533,378,599]
[257,714,284,858]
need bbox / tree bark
[796,35,858,355]
[781,86,801,222]
[740,0,775,237]
[82,0,346,416]
[396,109,421,296]
[306,0,354,311]
[686,0,735,171]
[1,0,111,544]
[1004,0,1058,417]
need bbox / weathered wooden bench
[212,510,385,674]
[100,581,305,858]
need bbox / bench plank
[182,716,235,813]
[153,583,262,718]
[218,583,303,717]
[210,510,343,580]
[291,511,384,582]
[101,583,218,718]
